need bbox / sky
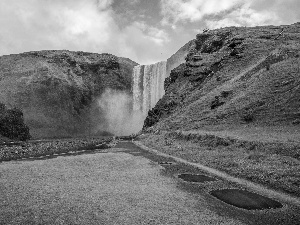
[0,0,299,64]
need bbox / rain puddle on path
[210,189,283,210]
[111,141,300,225]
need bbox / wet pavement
[0,141,299,224]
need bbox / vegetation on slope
[141,22,300,196]
[144,23,300,130]
[0,50,138,138]
[0,103,31,141]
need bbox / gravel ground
[0,137,114,162]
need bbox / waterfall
[133,61,167,117]
[131,43,190,132]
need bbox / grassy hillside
[145,23,300,132]
[141,22,300,196]
[0,50,137,138]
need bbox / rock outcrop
[0,50,138,138]
[143,23,300,131]
[166,40,195,77]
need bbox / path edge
[134,140,300,206]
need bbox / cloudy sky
[0,0,299,64]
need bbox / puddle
[210,189,283,210]
[117,136,133,141]
[178,173,216,183]
[128,152,143,156]
[159,162,176,165]
[95,144,110,149]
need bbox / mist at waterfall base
[96,89,144,136]
[95,61,168,136]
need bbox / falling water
[132,61,167,117]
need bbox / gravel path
[0,137,113,162]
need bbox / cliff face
[144,23,300,132]
[166,40,195,77]
[0,50,138,138]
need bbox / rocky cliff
[144,23,300,132]
[166,40,195,77]
[0,50,137,138]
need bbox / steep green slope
[140,22,300,196]
[144,23,300,132]
[0,50,138,138]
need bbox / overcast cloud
[0,0,299,64]
[161,0,300,28]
